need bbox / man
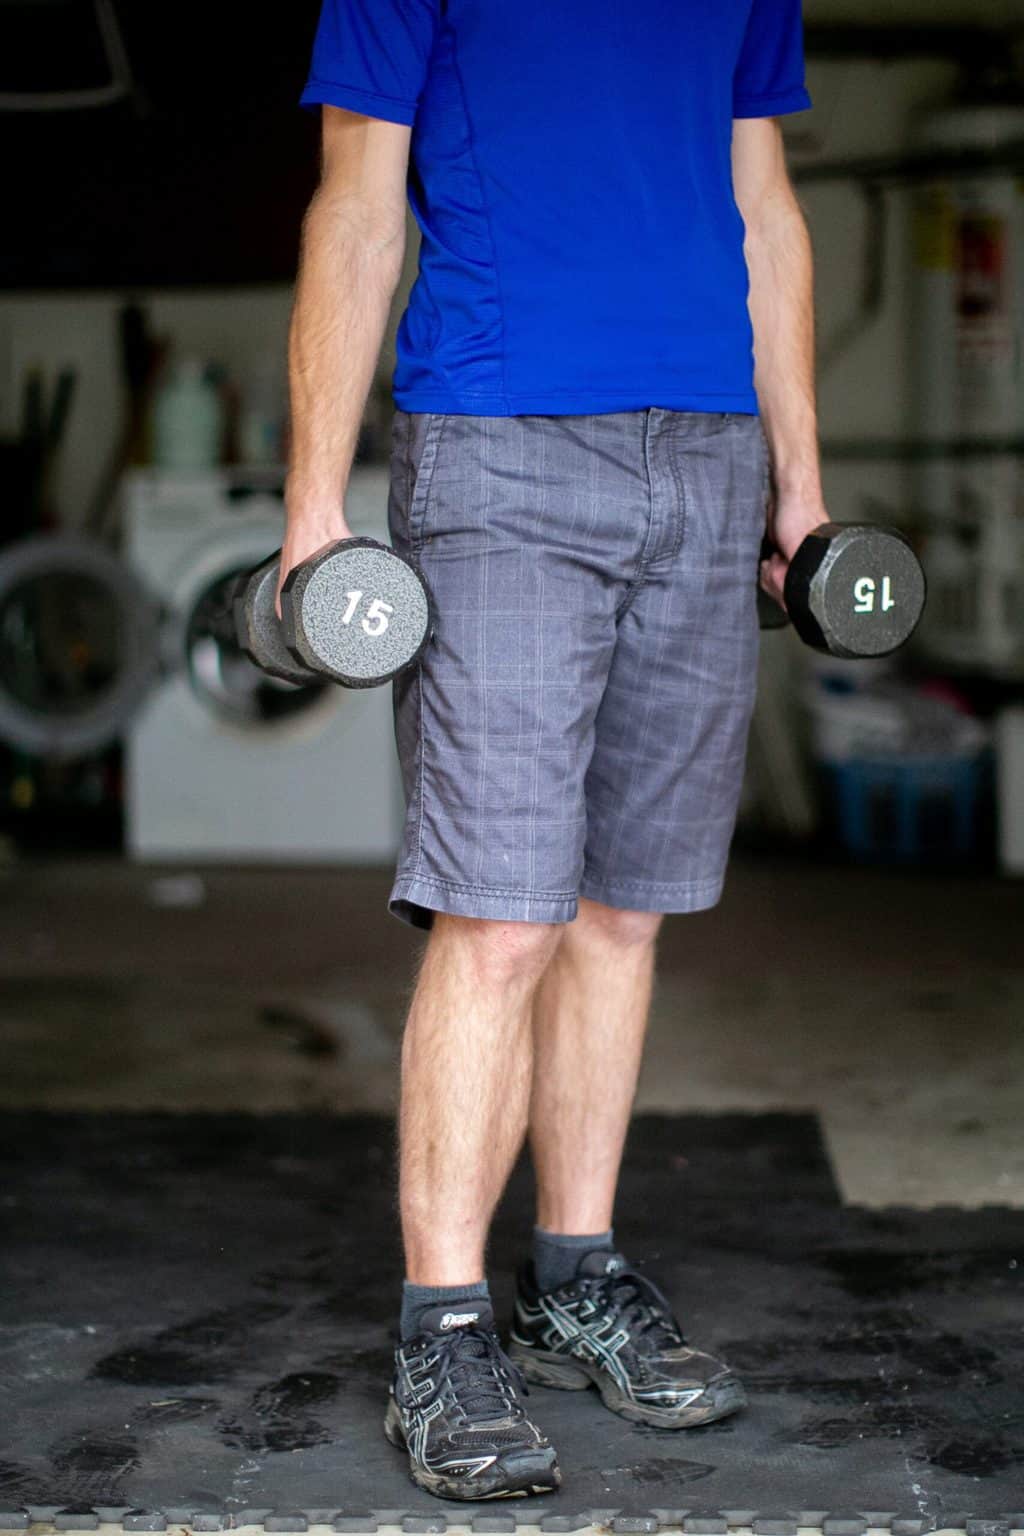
[285,0,819,1502]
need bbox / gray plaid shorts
[386,407,770,931]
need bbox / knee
[435,913,562,985]
[574,896,663,948]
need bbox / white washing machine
[122,465,403,862]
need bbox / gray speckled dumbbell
[236,540,434,688]
[280,537,434,688]
[233,554,322,687]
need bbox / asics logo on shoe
[440,1310,480,1329]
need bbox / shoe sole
[384,1395,561,1500]
[507,1342,747,1429]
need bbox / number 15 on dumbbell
[851,574,895,616]
[234,537,436,689]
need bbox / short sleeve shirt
[301,1,811,416]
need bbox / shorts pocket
[702,410,758,435]
[757,419,772,525]
[407,412,450,553]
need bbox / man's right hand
[275,509,353,619]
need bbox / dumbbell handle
[198,594,245,649]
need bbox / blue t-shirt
[301,1,811,417]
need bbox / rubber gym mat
[0,1112,1021,1529]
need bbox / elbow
[740,182,808,258]
[303,183,407,279]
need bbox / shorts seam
[413,663,426,878]
[615,413,656,620]
[582,873,723,892]
[393,872,579,900]
[759,421,772,517]
[408,412,449,552]
[669,430,688,560]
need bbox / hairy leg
[400,913,563,1285]
[529,897,662,1233]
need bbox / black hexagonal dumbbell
[235,538,435,688]
[758,522,927,659]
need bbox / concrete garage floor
[0,853,1020,1209]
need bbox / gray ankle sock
[533,1224,615,1293]
[400,1277,491,1342]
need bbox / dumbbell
[234,537,435,688]
[757,522,926,659]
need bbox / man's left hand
[759,493,829,614]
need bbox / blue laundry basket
[822,752,989,864]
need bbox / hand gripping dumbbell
[234,537,435,687]
[757,522,927,659]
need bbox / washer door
[0,535,161,758]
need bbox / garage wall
[0,287,296,527]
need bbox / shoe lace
[422,1325,528,1422]
[588,1264,686,1350]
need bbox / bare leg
[529,897,662,1234]
[400,913,563,1285]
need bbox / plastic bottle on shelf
[152,356,224,471]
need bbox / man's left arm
[732,115,825,608]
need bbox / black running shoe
[384,1299,561,1500]
[508,1249,746,1428]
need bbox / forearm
[286,187,405,536]
[744,186,824,511]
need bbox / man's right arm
[277,104,411,612]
